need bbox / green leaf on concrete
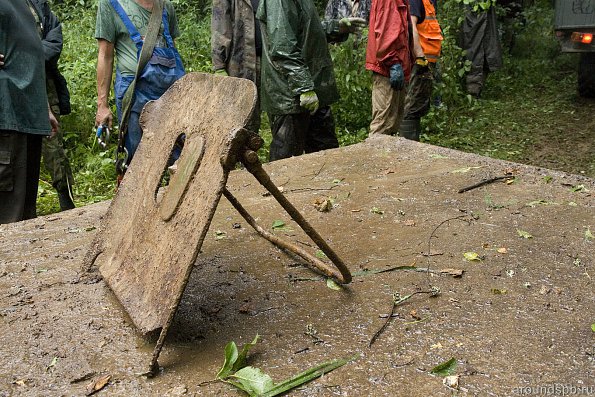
[315,250,327,259]
[585,228,594,241]
[261,355,358,397]
[463,252,481,261]
[230,367,275,397]
[517,229,533,239]
[215,230,227,240]
[271,220,286,230]
[370,207,384,215]
[326,278,343,291]
[542,175,553,184]
[591,324,595,333]
[491,288,508,295]
[233,335,260,373]
[430,357,457,377]
[568,202,578,206]
[570,184,589,193]
[46,356,58,371]
[450,166,482,174]
[216,341,239,379]
[225,355,358,397]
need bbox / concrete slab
[1,136,593,396]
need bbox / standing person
[256,0,364,161]
[0,0,59,224]
[461,2,502,98]
[400,0,443,141]
[366,0,414,136]
[325,0,371,23]
[95,0,184,176]
[211,0,262,133]
[28,0,76,210]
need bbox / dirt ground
[1,136,594,396]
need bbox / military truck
[554,0,595,97]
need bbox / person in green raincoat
[256,0,364,161]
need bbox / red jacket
[365,0,412,81]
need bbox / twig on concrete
[457,175,514,193]
[369,287,440,347]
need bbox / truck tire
[578,53,595,98]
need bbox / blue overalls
[109,0,185,164]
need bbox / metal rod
[223,188,346,282]
[240,152,352,284]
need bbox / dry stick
[223,188,345,282]
[242,151,352,284]
[425,215,470,279]
[457,175,514,193]
[369,290,437,347]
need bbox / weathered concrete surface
[1,136,593,396]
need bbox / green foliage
[329,34,372,146]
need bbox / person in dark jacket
[0,0,59,224]
[28,0,75,211]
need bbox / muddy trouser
[369,72,406,136]
[268,106,338,161]
[41,106,74,198]
[0,130,43,224]
[400,63,435,141]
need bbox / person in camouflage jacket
[211,0,262,133]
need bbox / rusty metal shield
[94,73,256,334]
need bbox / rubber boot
[399,118,421,141]
[57,188,75,211]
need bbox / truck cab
[554,0,595,97]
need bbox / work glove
[215,69,228,76]
[338,17,367,34]
[414,56,430,74]
[389,63,405,90]
[299,91,319,114]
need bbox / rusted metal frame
[240,150,352,284]
[222,188,346,282]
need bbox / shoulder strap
[109,0,143,50]
[117,0,165,152]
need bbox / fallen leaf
[592,324,595,333]
[570,184,589,192]
[46,356,58,371]
[430,342,443,350]
[430,357,457,376]
[568,201,578,206]
[86,375,111,396]
[491,288,508,295]
[403,219,415,226]
[497,247,508,254]
[585,228,594,241]
[383,168,395,174]
[463,252,481,261]
[517,229,533,239]
[314,198,333,212]
[214,230,226,240]
[272,220,285,230]
[326,278,342,291]
[450,166,482,174]
[13,380,26,386]
[410,310,421,320]
[351,209,361,213]
[315,250,327,259]
[443,375,460,389]
[370,207,384,215]
[430,154,449,159]
[440,268,465,277]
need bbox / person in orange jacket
[400,0,443,141]
[365,0,413,136]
